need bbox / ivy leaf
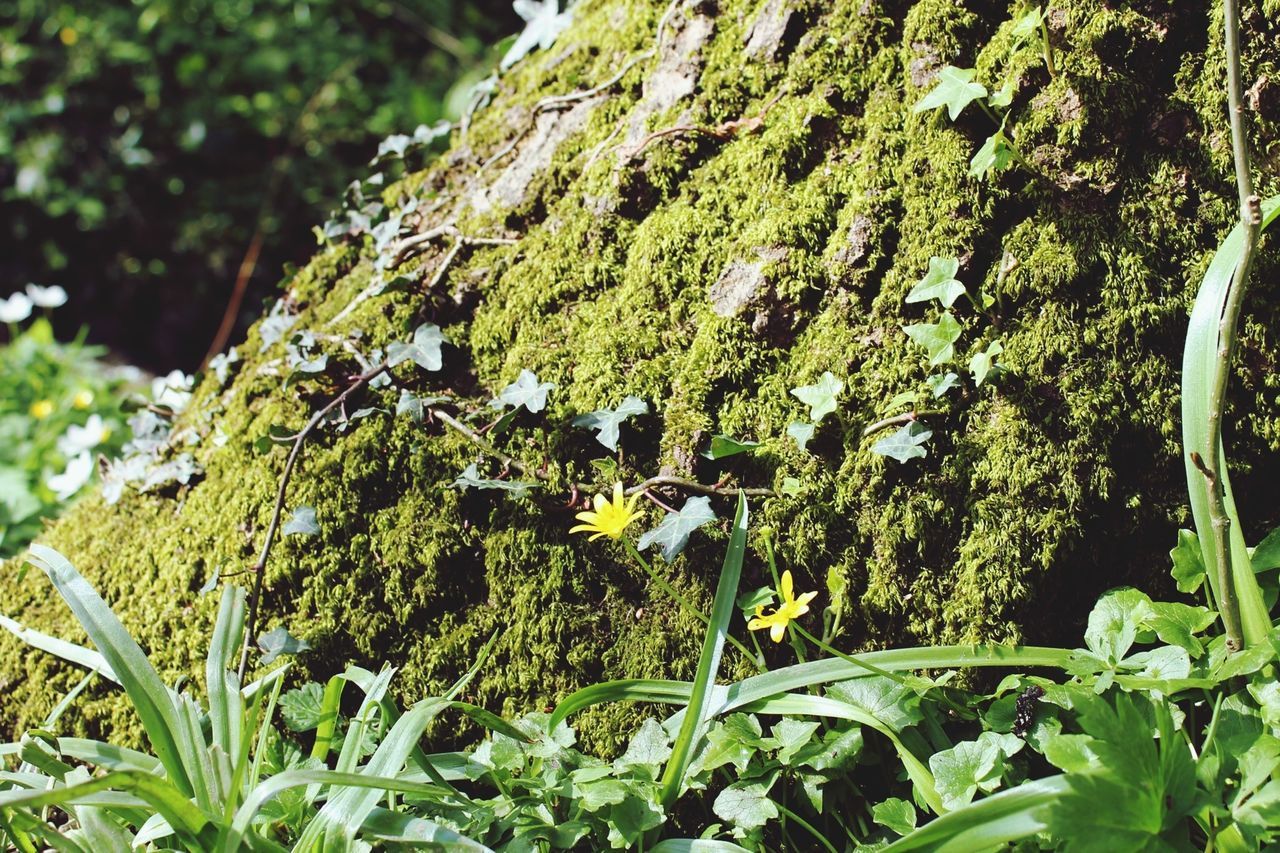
[926,372,960,398]
[450,463,537,499]
[386,323,446,372]
[395,390,447,423]
[913,65,988,120]
[1011,5,1045,42]
[969,340,1005,386]
[713,776,779,830]
[903,311,963,366]
[787,421,815,452]
[703,434,759,460]
[872,798,918,837]
[500,0,573,71]
[871,422,933,463]
[906,257,966,308]
[283,506,319,537]
[258,626,311,665]
[790,371,843,422]
[279,682,326,732]
[573,396,649,451]
[970,127,1016,179]
[490,369,557,414]
[637,496,716,562]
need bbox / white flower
[0,292,33,323]
[151,369,194,412]
[48,452,94,501]
[25,284,67,308]
[58,414,111,456]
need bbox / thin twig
[238,362,389,678]
[625,475,775,498]
[862,411,917,437]
[1199,0,1262,654]
[429,407,547,484]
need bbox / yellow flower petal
[770,621,786,643]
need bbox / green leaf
[786,421,815,451]
[906,257,965,308]
[913,65,988,120]
[871,422,933,463]
[771,718,821,766]
[386,323,446,372]
[969,128,1016,179]
[969,340,1004,386]
[903,311,962,366]
[926,372,960,398]
[872,798,918,836]
[395,390,446,422]
[1084,587,1150,663]
[257,626,310,664]
[280,682,326,732]
[883,775,1067,852]
[790,371,843,422]
[1251,525,1280,573]
[615,718,672,772]
[1142,601,1215,657]
[282,506,319,536]
[1011,6,1045,42]
[703,434,760,460]
[712,776,779,830]
[449,462,537,498]
[489,368,556,414]
[637,496,716,562]
[573,395,649,451]
[826,675,923,732]
[929,731,1023,810]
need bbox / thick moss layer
[4,0,1280,751]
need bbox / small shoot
[787,421,815,452]
[282,507,319,537]
[903,312,963,366]
[913,66,988,120]
[574,396,649,451]
[790,371,843,422]
[703,435,760,460]
[969,340,1005,386]
[906,257,967,308]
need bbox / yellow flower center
[30,400,54,420]
[570,482,644,541]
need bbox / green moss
[4,0,1280,753]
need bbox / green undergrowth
[3,0,1280,756]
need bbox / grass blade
[882,775,1068,852]
[1181,195,1280,644]
[23,546,197,798]
[659,493,749,808]
[0,614,118,683]
[206,586,246,761]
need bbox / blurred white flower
[48,452,94,501]
[151,369,194,412]
[58,414,112,457]
[25,284,67,308]
[0,292,33,323]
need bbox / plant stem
[623,540,762,670]
[790,624,908,685]
[1201,0,1262,653]
[776,802,838,853]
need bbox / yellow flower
[570,482,644,541]
[30,399,54,420]
[72,389,94,410]
[748,571,818,643]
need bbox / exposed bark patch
[619,0,716,154]
[708,245,788,320]
[830,215,875,268]
[470,97,602,215]
[743,0,797,62]
[909,41,941,89]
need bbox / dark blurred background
[0,0,519,372]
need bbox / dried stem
[238,362,388,678]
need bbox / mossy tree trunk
[4,0,1280,750]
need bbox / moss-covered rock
[5,0,1280,752]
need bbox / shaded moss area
[4,0,1280,752]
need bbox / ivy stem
[1200,0,1261,654]
[238,361,388,679]
[622,539,762,670]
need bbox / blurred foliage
[0,0,517,370]
[0,309,137,558]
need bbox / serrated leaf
[713,776,779,830]
[970,128,1016,179]
[573,396,649,451]
[1084,587,1151,663]
[637,496,715,561]
[386,323,446,372]
[258,626,311,665]
[903,311,962,366]
[790,371,843,422]
[283,506,319,537]
[279,682,326,732]
[913,65,988,120]
[871,421,932,463]
[490,368,557,413]
[703,434,759,460]
[906,256,966,307]
[787,421,815,451]
[1142,601,1215,657]
[827,676,924,732]
[615,719,672,772]
[872,798,917,837]
[449,462,537,499]
[969,340,1005,386]
[926,372,960,398]
[929,731,1024,810]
